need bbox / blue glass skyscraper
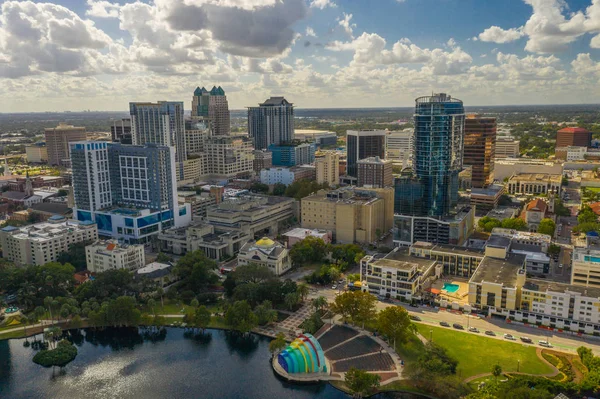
[414,93,465,217]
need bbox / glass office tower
[414,93,465,217]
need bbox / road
[307,287,600,356]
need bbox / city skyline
[3,0,600,112]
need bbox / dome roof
[255,237,275,247]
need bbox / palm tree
[284,292,300,311]
[190,298,199,309]
[43,297,54,325]
[311,296,327,313]
[296,283,310,302]
[157,288,164,310]
[148,299,157,317]
[34,306,46,326]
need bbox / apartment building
[85,240,145,273]
[572,248,600,288]
[45,123,87,167]
[0,216,98,266]
[203,135,254,179]
[315,151,339,186]
[357,157,393,188]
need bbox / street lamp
[430,329,433,342]
[517,360,520,372]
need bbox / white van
[538,340,552,348]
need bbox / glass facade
[346,131,386,177]
[414,93,465,217]
[464,116,496,188]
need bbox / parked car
[452,323,464,330]
[520,337,533,343]
[331,285,337,290]
[538,340,553,348]
[409,315,421,321]
[468,327,479,333]
[485,330,495,336]
[440,321,450,327]
[504,333,516,340]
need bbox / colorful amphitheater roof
[277,333,326,374]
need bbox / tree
[231,264,275,284]
[225,300,258,334]
[478,216,501,232]
[44,297,55,325]
[579,205,598,224]
[190,298,199,309]
[56,241,93,272]
[289,237,327,266]
[173,250,218,293]
[148,299,157,316]
[537,218,556,236]
[157,288,165,309]
[254,300,278,326]
[272,183,287,196]
[547,244,561,256]
[331,291,377,328]
[345,368,381,397]
[501,218,528,231]
[296,283,310,302]
[250,182,269,194]
[44,326,62,349]
[21,314,29,339]
[284,292,300,311]
[554,199,571,217]
[311,296,327,313]
[492,364,502,378]
[194,306,212,332]
[377,306,415,349]
[34,306,46,325]
[269,332,287,356]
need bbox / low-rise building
[269,142,316,167]
[521,198,554,232]
[470,184,505,211]
[357,157,393,188]
[572,247,600,288]
[253,150,272,175]
[495,138,520,158]
[85,240,145,273]
[393,207,475,247]
[506,173,562,196]
[260,167,295,186]
[0,216,98,266]
[136,262,174,287]
[237,237,291,276]
[490,228,551,253]
[282,228,332,247]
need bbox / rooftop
[431,244,485,258]
[469,253,526,288]
[1,219,96,242]
[508,173,562,183]
[524,279,600,298]
[471,184,504,197]
[558,127,590,134]
[357,156,392,165]
[283,228,330,239]
[383,248,438,272]
[486,235,511,248]
[259,97,292,107]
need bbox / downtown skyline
[2,0,600,112]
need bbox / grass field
[585,187,600,193]
[415,324,553,378]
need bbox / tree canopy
[225,300,258,334]
[345,368,381,397]
[537,218,556,236]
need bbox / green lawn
[585,187,600,193]
[415,324,553,378]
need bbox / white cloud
[337,13,355,39]
[478,26,525,43]
[306,27,316,37]
[310,0,336,9]
[85,0,119,18]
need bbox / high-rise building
[346,130,386,177]
[185,119,210,155]
[203,136,254,178]
[191,86,230,136]
[248,97,294,150]
[129,101,186,163]
[25,143,48,163]
[253,150,272,174]
[556,127,591,149]
[269,142,315,167]
[357,156,393,188]
[387,130,413,165]
[315,151,339,186]
[111,118,132,144]
[414,93,465,217]
[70,141,191,243]
[45,122,87,167]
[464,115,496,188]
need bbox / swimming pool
[442,282,460,293]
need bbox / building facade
[45,123,87,167]
[111,118,132,144]
[495,138,520,158]
[203,135,254,179]
[248,97,294,150]
[184,119,210,155]
[572,248,600,288]
[315,151,340,186]
[269,142,316,167]
[85,240,145,273]
[556,127,591,149]
[346,130,386,177]
[191,86,230,136]
[506,173,562,195]
[238,237,291,276]
[357,157,393,188]
[253,150,273,174]
[386,130,413,165]
[25,144,48,163]
[463,115,496,188]
[393,207,475,247]
[260,168,295,186]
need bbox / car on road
[504,333,516,340]
[468,327,479,333]
[440,321,450,327]
[331,285,337,290]
[485,330,495,336]
[452,323,464,330]
[520,337,533,343]
[409,315,421,321]
[538,340,553,348]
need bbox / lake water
[0,328,428,399]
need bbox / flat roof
[383,248,437,272]
[487,235,511,248]
[525,279,600,298]
[431,244,484,257]
[470,253,526,288]
[508,173,562,182]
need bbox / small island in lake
[32,340,78,368]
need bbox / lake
[0,327,428,399]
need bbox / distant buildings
[184,119,210,155]
[315,151,339,186]
[260,168,295,186]
[386,130,413,165]
[495,138,520,158]
[85,240,145,273]
[346,130,386,177]
[45,123,87,167]
[70,141,191,243]
[301,186,394,244]
[248,97,294,150]
[556,127,591,149]
[203,135,254,179]
[253,150,273,174]
[357,156,393,188]
[269,142,316,167]
[463,115,496,188]
[25,143,48,163]
[191,86,230,136]
[0,217,98,266]
[111,118,132,144]
[283,228,332,247]
[506,173,562,195]
[238,237,291,276]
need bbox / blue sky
[2,0,600,111]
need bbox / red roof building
[556,127,591,149]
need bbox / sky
[2,0,600,112]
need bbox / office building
[111,118,132,144]
[301,186,394,244]
[260,168,295,186]
[238,237,291,276]
[70,141,191,243]
[572,248,600,288]
[269,142,316,167]
[386,130,413,165]
[45,123,87,167]
[414,93,464,217]
[185,119,210,155]
[294,130,337,147]
[191,86,230,136]
[25,143,48,163]
[203,135,254,179]
[470,184,505,211]
[129,101,186,163]
[464,115,496,188]
[495,138,520,158]
[253,150,273,174]
[506,173,562,195]
[556,127,591,149]
[248,97,294,150]
[85,240,145,273]
[176,158,204,186]
[346,130,386,177]
[0,216,98,266]
[357,157,393,188]
[315,151,339,186]
[393,207,475,247]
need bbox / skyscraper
[414,93,465,217]
[45,122,87,167]
[111,118,132,144]
[315,151,339,186]
[464,115,496,188]
[129,101,186,163]
[248,97,294,150]
[346,130,386,177]
[191,86,230,136]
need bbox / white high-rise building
[387,130,413,166]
